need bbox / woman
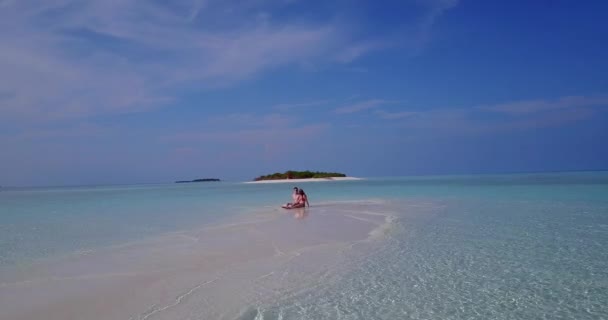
[283,187,299,208]
[293,189,310,208]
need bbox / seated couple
[283,187,310,209]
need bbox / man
[291,187,299,204]
[282,187,300,209]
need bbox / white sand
[243,176,363,184]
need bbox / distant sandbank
[244,177,363,184]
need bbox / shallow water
[1,172,607,319]
[252,198,608,319]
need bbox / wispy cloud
[334,40,390,63]
[164,121,331,170]
[0,1,366,123]
[0,122,110,145]
[495,107,597,131]
[162,109,329,146]
[0,0,459,124]
[372,0,460,55]
[164,123,328,145]
[393,94,607,135]
[272,99,333,111]
[478,95,608,115]
[419,0,460,24]
[161,121,329,165]
[334,99,394,114]
[375,110,419,119]
[204,112,295,129]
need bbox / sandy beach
[243,176,363,184]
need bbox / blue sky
[1,0,607,186]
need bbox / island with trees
[254,170,347,181]
[175,178,221,183]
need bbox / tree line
[254,170,346,181]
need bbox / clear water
[1,172,607,319]
[254,198,608,319]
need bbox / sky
[1,0,607,186]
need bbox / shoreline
[243,176,363,184]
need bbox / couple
[283,187,310,209]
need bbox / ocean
[0,172,607,319]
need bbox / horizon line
[2,168,607,189]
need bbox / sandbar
[0,200,395,320]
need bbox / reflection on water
[279,206,308,220]
[292,208,308,220]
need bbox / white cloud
[0,0,459,125]
[0,0,324,121]
[0,1,350,122]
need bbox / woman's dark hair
[298,189,305,195]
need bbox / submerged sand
[243,177,363,184]
[0,200,395,320]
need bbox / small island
[254,170,346,181]
[175,178,221,183]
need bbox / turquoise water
[255,198,608,319]
[1,172,608,319]
[236,173,608,319]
